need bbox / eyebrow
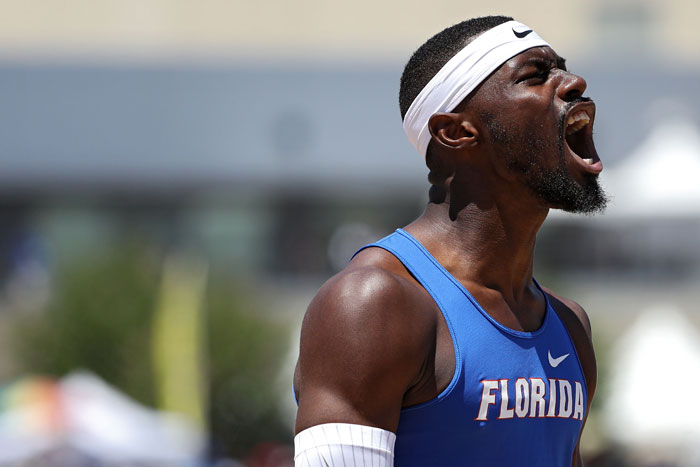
[557,56,567,70]
[521,55,567,70]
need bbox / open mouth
[563,105,602,174]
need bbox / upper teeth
[566,110,590,135]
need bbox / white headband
[403,20,550,157]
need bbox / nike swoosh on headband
[513,28,533,38]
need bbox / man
[293,15,606,466]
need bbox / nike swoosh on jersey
[548,350,570,367]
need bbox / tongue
[566,131,598,163]
[580,134,599,163]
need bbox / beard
[485,112,608,214]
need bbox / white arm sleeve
[294,423,396,467]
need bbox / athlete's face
[473,46,607,213]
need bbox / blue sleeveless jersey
[357,229,587,466]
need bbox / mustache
[566,96,593,110]
[563,96,593,115]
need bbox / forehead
[501,46,566,71]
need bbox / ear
[428,113,479,151]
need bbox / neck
[404,189,548,305]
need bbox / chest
[395,310,587,465]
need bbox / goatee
[485,111,608,214]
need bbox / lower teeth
[582,158,592,165]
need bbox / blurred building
[0,0,698,280]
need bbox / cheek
[505,108,558,138]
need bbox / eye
[518,68,549,84]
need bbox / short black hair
[399,16,514,120]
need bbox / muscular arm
[543,288,597,467]
[294,264,434,435]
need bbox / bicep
[295,271,430,434]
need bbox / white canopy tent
[599,117,700,219]
[603,306,700,464]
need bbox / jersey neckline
[395,228,552,339]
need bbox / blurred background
[0,0,699,465]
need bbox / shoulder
[295,247,437,432]
[543,287,593,340]
[542,287,592,341]
[302,248,434,364]
[304,247,435,336]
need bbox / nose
[557,71,587,102]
